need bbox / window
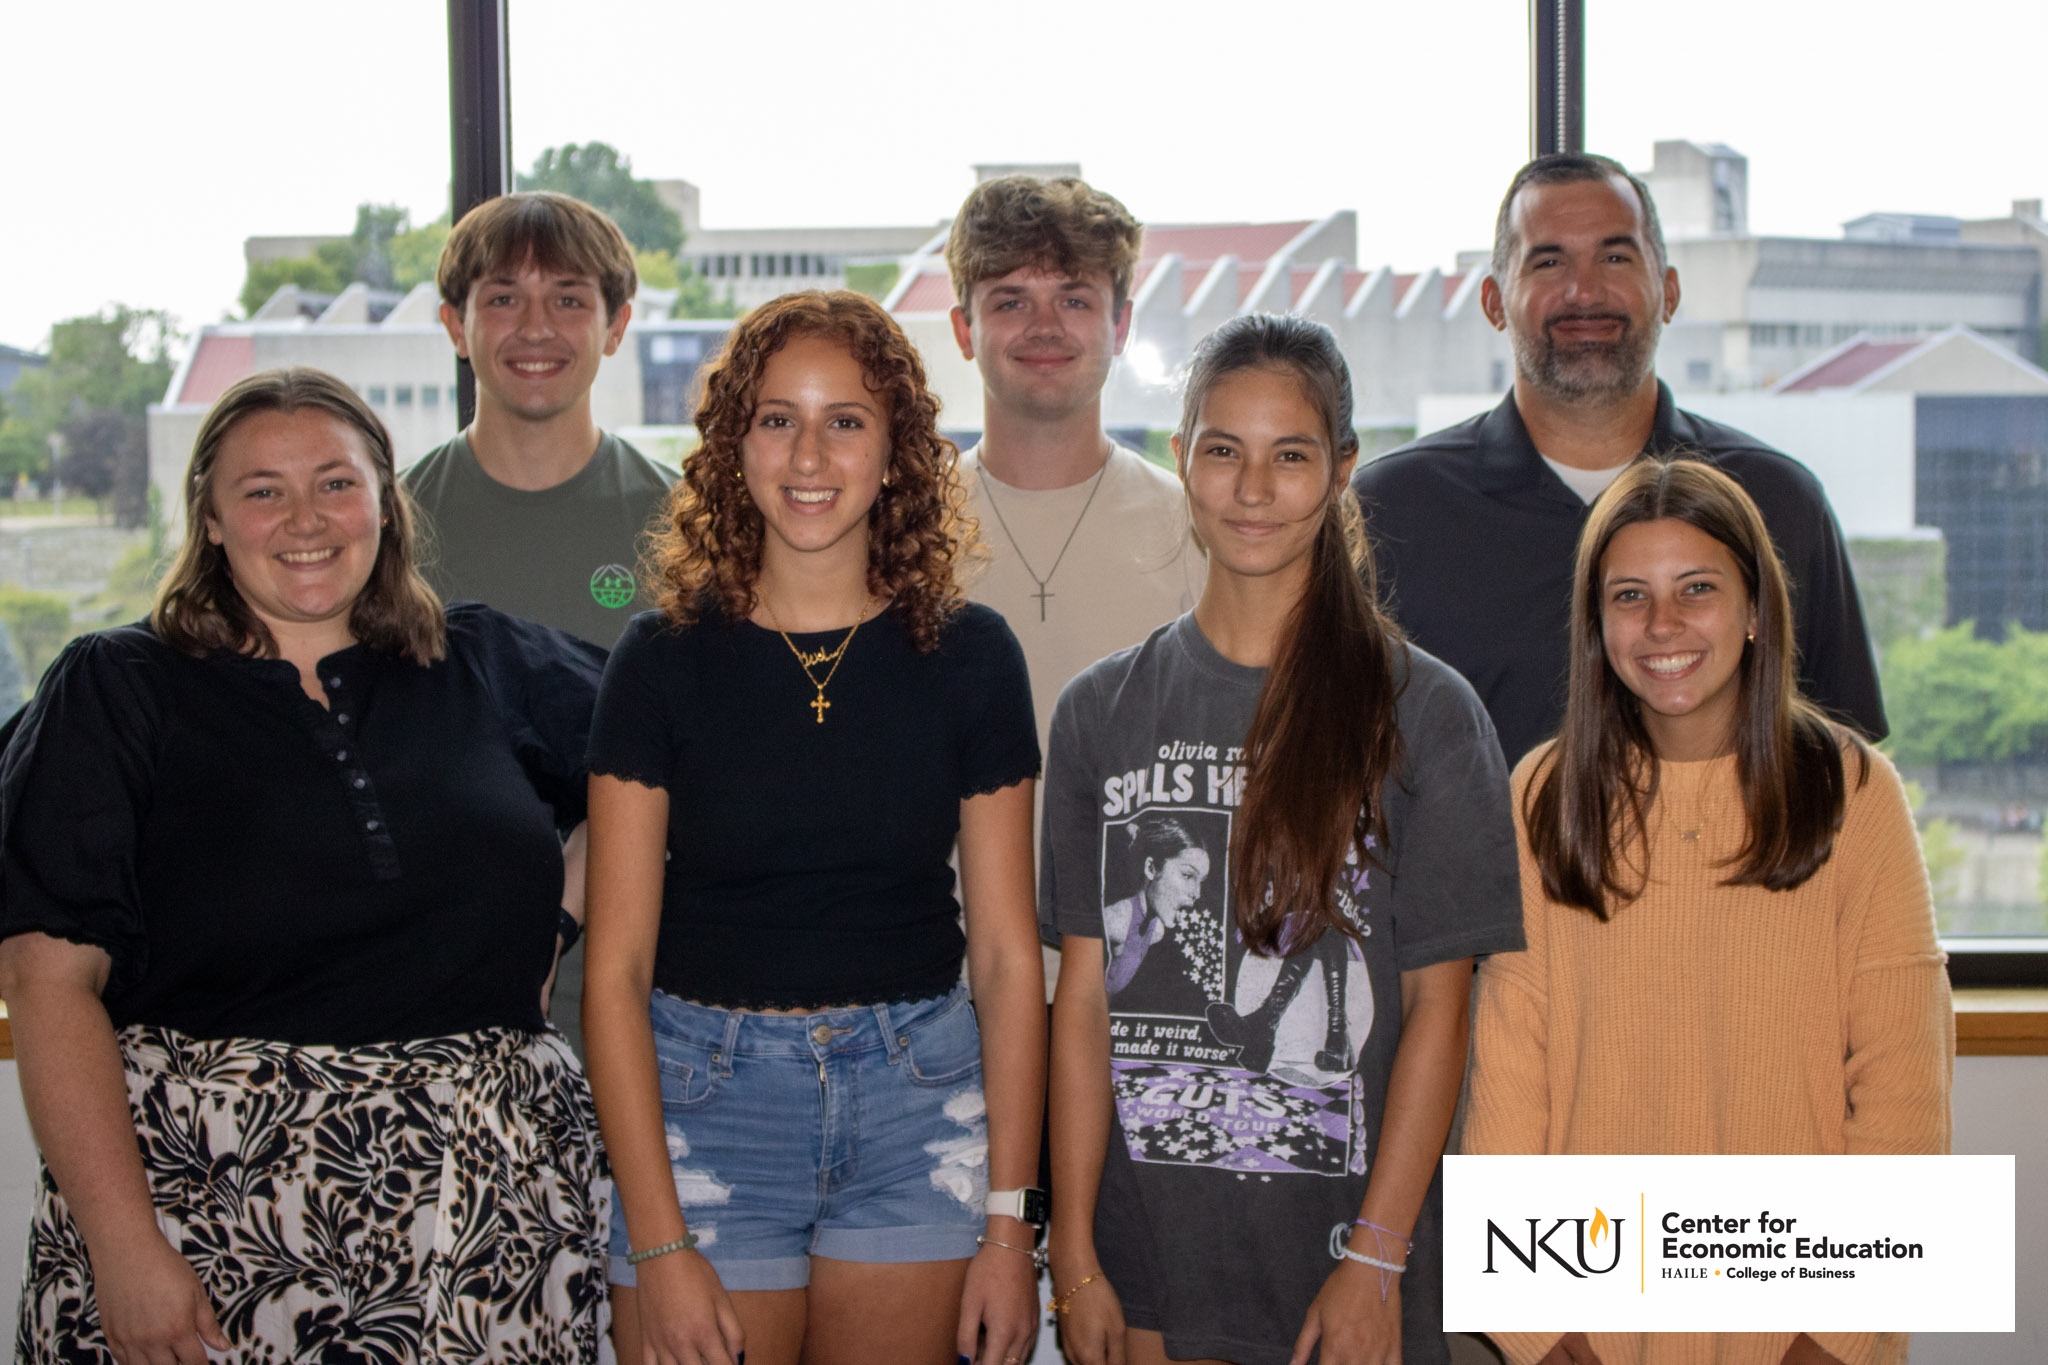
[1686,360,1712,386]
[422,384,439,408]
[368,386,388,406]
[394,385,413,406]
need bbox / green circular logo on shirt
[590,564,636,609]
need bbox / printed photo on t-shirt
[1098,790,1375,1179]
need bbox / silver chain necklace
[977,458,1109,621]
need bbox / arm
[955,777,1047,1365]
[1291,956,1473,1365]
[581,776,742,1365]
[1462,828,1553,1158]
[541,821,588,1014]
[0,933,227,1365]
[1047,935,1127,1365]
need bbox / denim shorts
[608,982,989,1292]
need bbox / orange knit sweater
[1464,741,1954,1365]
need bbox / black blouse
[587,600,1039,1010]
[0,604,605,1046]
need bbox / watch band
[985,1186,1049,1226]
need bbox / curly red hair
[648,290,979,650]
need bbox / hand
[1051,1267,1126,1365]
[1290,1260,1401,1365]
[1535,1332,1607,1365]
[89,1235,229,1365]
[631,1247,744,1365]
[957,1238,1039,1365]
[1780,1334,1847,1365]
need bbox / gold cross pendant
[810,691,831,724]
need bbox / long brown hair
[1523,456,1867,917]
[153,367,444,663]
[1177,314,1406,955]
[647,290,977,651]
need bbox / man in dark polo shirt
[1353,154,1884,764]
[406,192,679,1050]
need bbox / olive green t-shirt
[403,431,679,649]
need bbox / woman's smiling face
[1599,516,1757,760]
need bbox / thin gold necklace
[761,593,874,724]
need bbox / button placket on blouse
[310,659,401,879]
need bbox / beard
[1514,309,1661,403]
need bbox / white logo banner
[1442,1155,2014,1333]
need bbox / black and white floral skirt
[18,1023,610,1363]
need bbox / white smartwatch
[985,1186,1049,1227]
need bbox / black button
[352,777,367,790]
[327,676,343,688]
[336,713,350,725]
[365,819,379,831]
[335,750,348,762]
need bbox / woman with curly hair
[582,291,1046,1365]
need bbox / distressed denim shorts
[608,982,990,1292]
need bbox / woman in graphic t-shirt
[1463,458,1952,1365]
[582,291,1045,1365]
[1043,314,1525,1365]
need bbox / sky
[5,0,2045,357]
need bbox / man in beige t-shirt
[946,175,1206,993]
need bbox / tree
[390,215,450,292]
[634,250,739,320]
[238,203,445,317]
[239,254,347,317]
[1881,622,2048,765]
[0,307,175,526]
[518,143,683,254]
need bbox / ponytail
[1177,315,1406,956]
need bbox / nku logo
[1484,1207,1625,1278]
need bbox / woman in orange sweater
[1464,457,1953,1365]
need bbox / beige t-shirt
[959,443,1206,994]
[961,444,1205,753]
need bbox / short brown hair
[945,176,1144,316]
[647,291,978,652]
[153,367,445,665]
[437,191,638,319]
[1490,153,1667,283]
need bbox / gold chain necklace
[761,594,874,724]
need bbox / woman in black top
[0,367,610,1364]
[583,291,1045,1365]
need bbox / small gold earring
[1747,631,1755,642]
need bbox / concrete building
[658,178,941,313]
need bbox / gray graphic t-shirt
[1043,613,1523,1365]
[403,431,678,649]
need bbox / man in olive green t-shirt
[405,192,680,1051]
[405,192,677,652]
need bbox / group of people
[0,154,1949,1365]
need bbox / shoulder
[1352,414,1487,495]
[444,601,608,672]
[934,601,1027,669]
[1509,738,1560,806]
[399,436,465,495]
[38,623,176,693]
[1835,729,1910,833]
[603,433,684,492]
[1669,410,1832,514]
[1394,641,1496,742]
[1054,621,1171,728]
[1107,444,1183,501]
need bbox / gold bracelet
[1050,1270,1105,1314]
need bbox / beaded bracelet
[976,1234,1046,1270]
[1049,1271,1105,1314]
[625,1232,699,1266]
[1328,1222,1407,1302]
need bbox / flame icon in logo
[1590,1207,1611,1246]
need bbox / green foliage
[0,308,174,527]
[239,254,346,317]
[518,143,683,254]
[1881,623,2048,765]
[634,249,681,290]
[634,249,740,320]
[1846,536,1947,649]
[844,262,901,300]
[239,205,449,317]
[0,588,75,681]
[390,215,450,292]
[1920,817,1967,903]
[78,538,168,627]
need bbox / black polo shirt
[1351,383,1886,764]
